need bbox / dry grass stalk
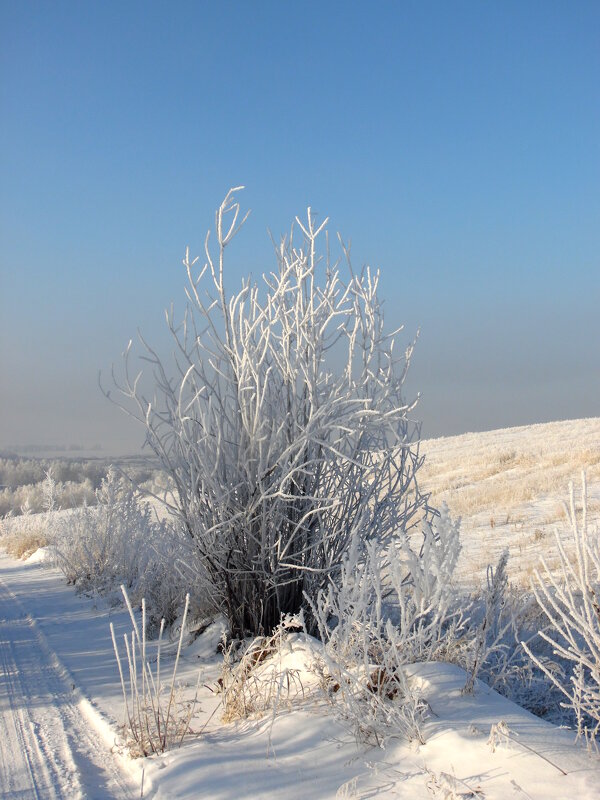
[110,586,201,756]
[219,615,306,723]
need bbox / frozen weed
[523,473,600,746]
[425,769,484,799]
[219,614,306,723]
[110,586,200,756]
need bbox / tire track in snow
[0,635,56,799]
[0,576,137,799]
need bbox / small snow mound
[26,547,50,564]
[245,632,325,688]
[186,616,229,661]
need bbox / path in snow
[0,575,135,800]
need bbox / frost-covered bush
[0,483,46,517]
[523,473,600,744]
[135,529,207,630]
[50,468,197,626]
[52,467,147,590]
[0,456,45,488]
[458,551,559,714]
[106,188,429,638]
[306,507,464,745]
[0,455,107,490]
[0,456,163,518]
[484,606,567,725]
[303,507,559,745]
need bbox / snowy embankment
[1,549,599,799]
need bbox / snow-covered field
[1,417,599,799]
[419,417,600,588]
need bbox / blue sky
[1,1,598,453]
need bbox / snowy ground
[0,554,138,799]
[1,417,600,798]
[1,549,599,799]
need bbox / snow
[0,555,138,799]
[1,549,599,799]
[25,546,50,563]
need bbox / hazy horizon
[2,2,599,455]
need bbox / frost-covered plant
[523,473,600,744]
[486,719,568,774]
[51,467,204,625]
[306,507,464,746]
[455,563,576,724]
[219,613,306,723]
[0,474,96,518]
[111,586,200,756]
[1,510,51,559]
[391,505,464,661]
[425,769,484,799]
[135,531,204,630]
[105,188,428,637]
[463,549,528,694]
[51,467,151,591]
[41,467,58,513]
[0,470,58,558]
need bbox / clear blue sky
[1,1,598,453]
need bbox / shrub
[50,467,204,628]
[51,467,148,591]
[106,188,429,637]
[523,473,600,745]
[0,477,96,518]
[135,529,206,631]
[305,507,464,746]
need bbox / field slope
[419,417,600,586]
